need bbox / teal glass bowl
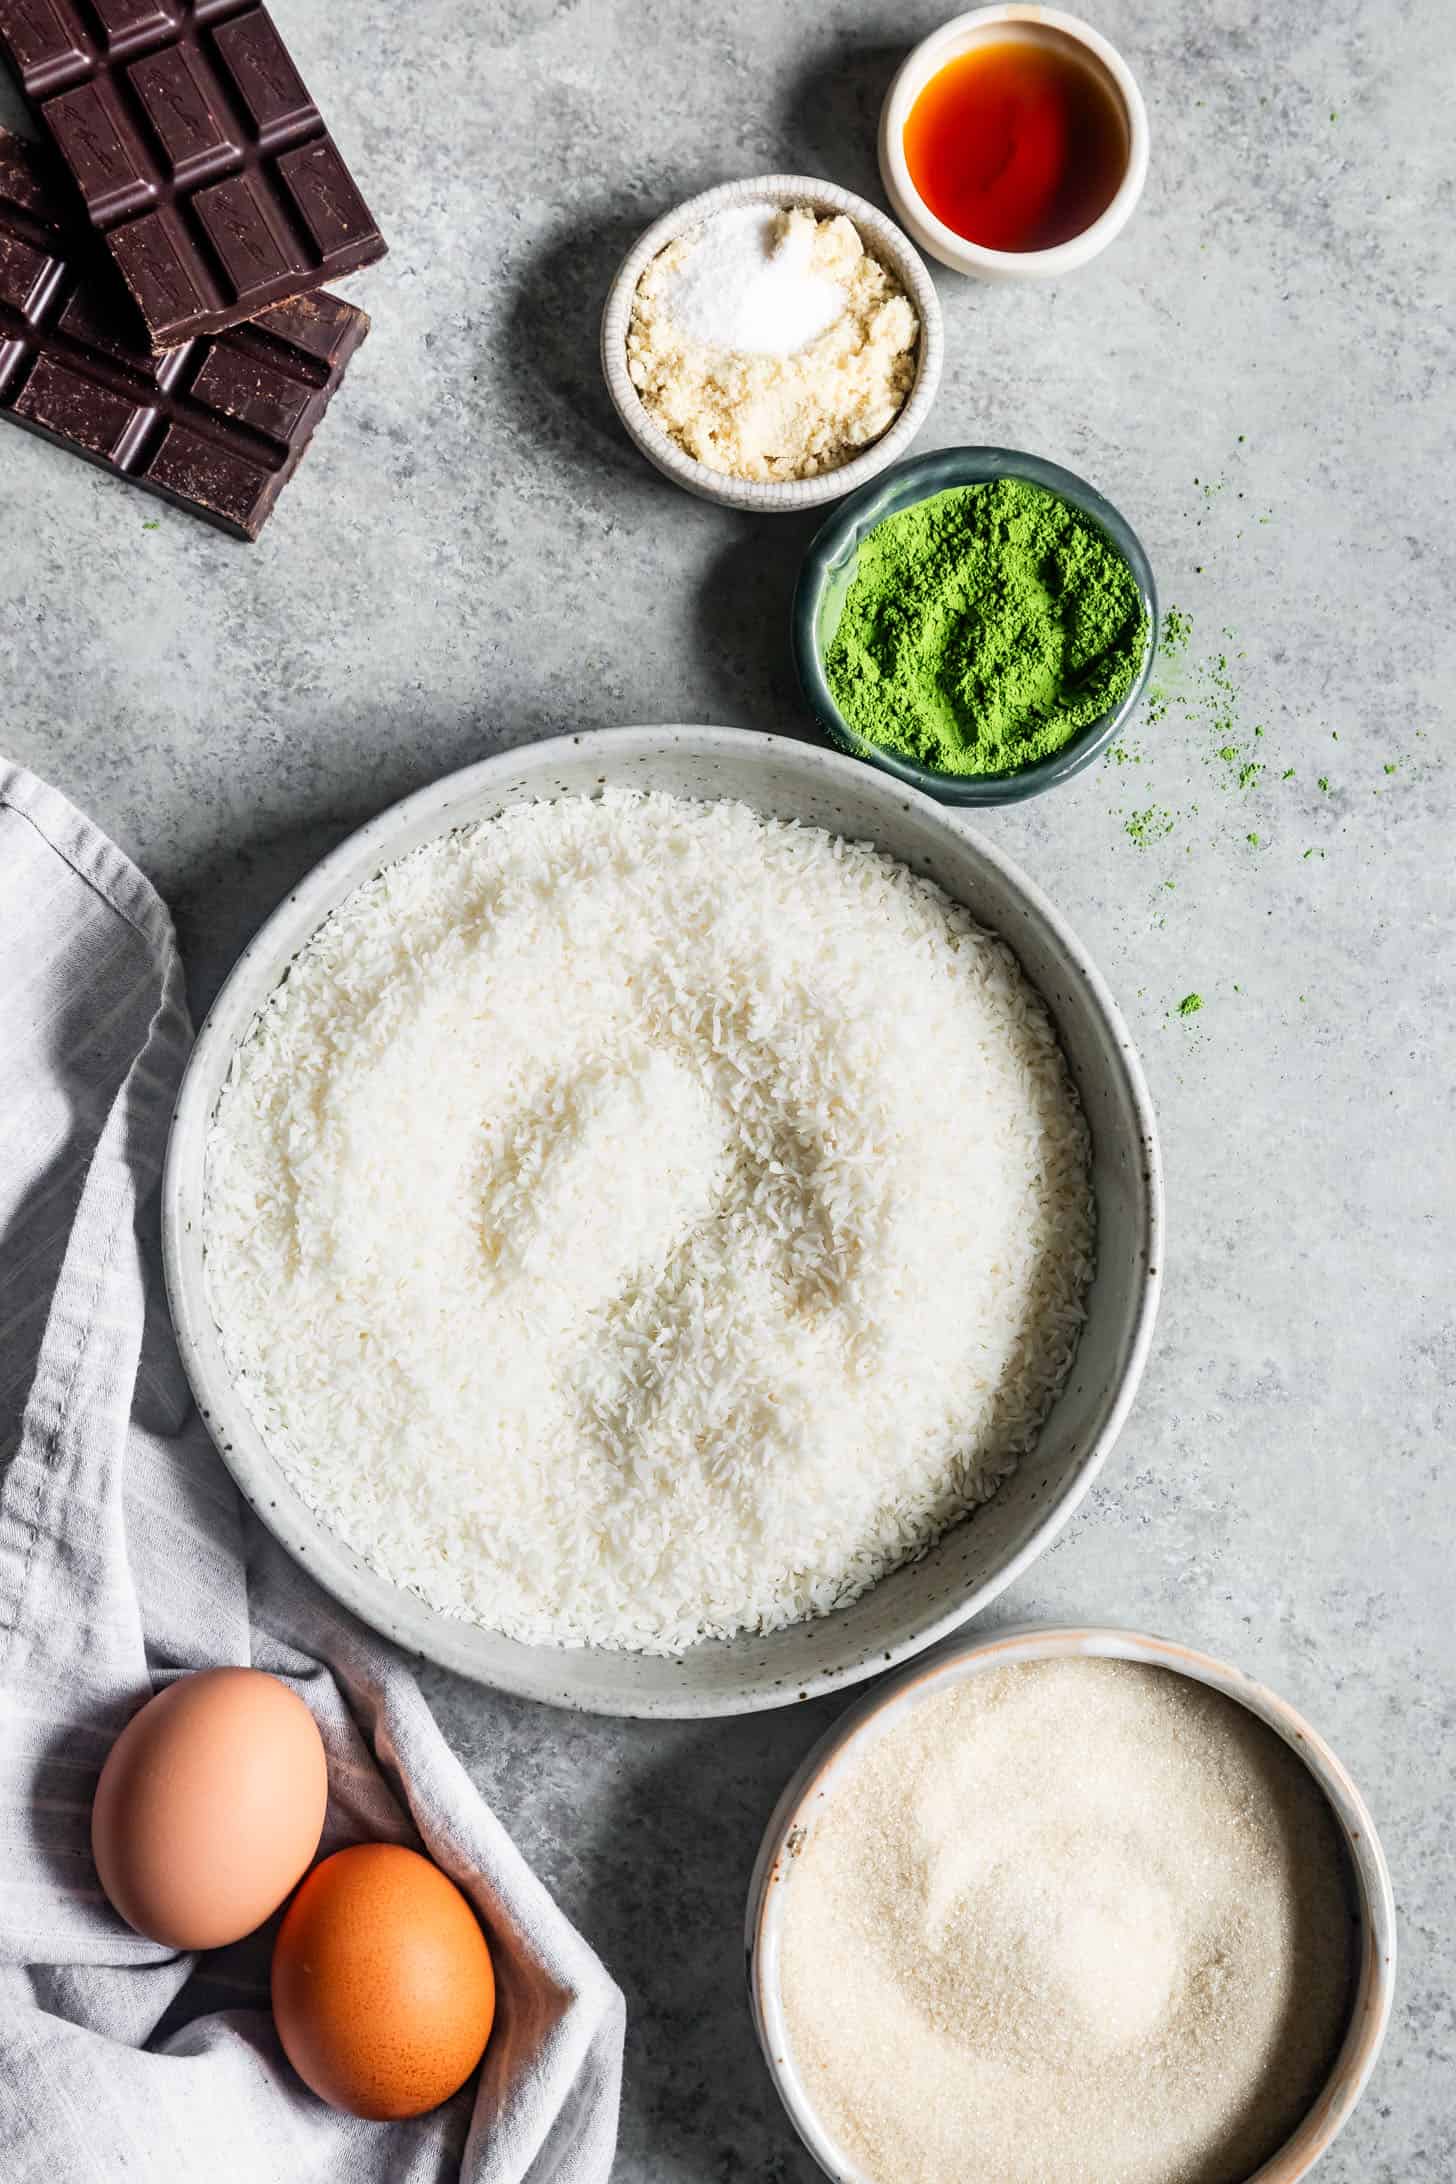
[792,446,1159,806]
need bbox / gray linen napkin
[0,762,625,2183]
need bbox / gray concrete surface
[3,0,1452,2176]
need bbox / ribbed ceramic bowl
[793,445,1158,805]
[600,175,944,512]
[749,1623,1396,2183]
[162,728,1161,1718]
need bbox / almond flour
[778,1657,1356,2184]
[627,205,918,482]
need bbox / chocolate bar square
[0,126,369,536]
[0,0,386,347]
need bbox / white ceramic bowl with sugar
[599,176,944,512]
[749,1623,1396,2182]
[163,728,1161,1717]
[879,7,1150,280]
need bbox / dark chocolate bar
[0,0,386,348]
[0,126,367,536]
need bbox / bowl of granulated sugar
[749,1623,1395,2184]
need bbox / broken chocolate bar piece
[0,0,386,347]
[0,126,368,537]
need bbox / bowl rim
[793,444,1159,806]
[599,173,945,513]
[878,5,1151,279]
[747,1620,1397,2184]
[161,725,1162,1717]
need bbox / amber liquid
[903,37,1129,253]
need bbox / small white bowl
[879,7,1150,280]
[599,174,944,513]
[748,1623,1396,2184]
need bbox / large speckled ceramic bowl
[749,1623,1396,2182]
[162,728,1161,1717]
[600,175,944,512]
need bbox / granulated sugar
[779,1658,1356,2184]
[658,204,847,356]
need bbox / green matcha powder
[825,481,1149,778]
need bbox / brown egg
[271,1843,496,2119]
[91,1667,328,1950]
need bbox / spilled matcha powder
[825,481,1149,778]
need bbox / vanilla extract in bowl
[904,34,1130,253]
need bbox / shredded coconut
[779,1659,1356,2184]
[203,791,1093,1654]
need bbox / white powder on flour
[779,1659,1356,2184]
[203,791,1093,1653]
[659,204,847,355]
[628,207,919,481]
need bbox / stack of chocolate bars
[0,0,385,538]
